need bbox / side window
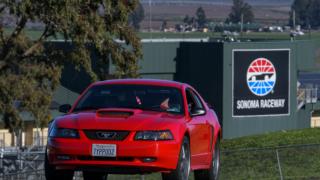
[186,89,204,113]
[191,91,204,109]
[186,90,195,112]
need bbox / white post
[276,149,283,180]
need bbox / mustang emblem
[96,132,117,139]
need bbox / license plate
[92,144,116,157]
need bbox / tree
[290,0,320,29]
[129,3,145,30]
[0,1,142,142]
[183,15,191,25]
[227,0,254,24]
[196,7,207,28]
[289,0,312,28]
[161,20,168,31]
[183,15,196,28]
[311,0,320,28]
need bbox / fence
[1,144,320,180]
[0,150,45,180]
[0,170,44,180]
[297,87,318,109]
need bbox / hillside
[141,0,291,29]
[141,0,293,6]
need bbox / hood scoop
[96,108,137,118]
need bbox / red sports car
[45,79,221,180]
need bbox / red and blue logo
[247,58,276,96]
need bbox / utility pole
[308,24,311,40]
[293,10,296,30]
[149,0,152,40]
[240,13,244,37]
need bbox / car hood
[54,108,185,131]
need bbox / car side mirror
[59,104,71,113]
[190,108,206,116]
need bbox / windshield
[73,84,184,114]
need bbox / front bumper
[47,131,181,173]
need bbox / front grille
[83,130,130,140]
[77,156,134,161]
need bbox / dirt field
[141,3,290,30]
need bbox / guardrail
[297,87,318,109]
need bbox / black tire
[162,136,190,180]
[83,171,108,180]
[44,149,74,180]
[194,139,220,180]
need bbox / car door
[186,89,211,166]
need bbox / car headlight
[135,130,173,141]
[49,127,79,138]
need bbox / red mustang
[45,79,221,180]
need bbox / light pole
[292,10,296,30]
[149,0,152,39]
[240,13,244,38]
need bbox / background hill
[140,0,292,30]
[141,0,293,6]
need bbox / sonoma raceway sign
[232,49,290,117]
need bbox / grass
[220,128,320,180]
[221,128,320,150]
[105,128,320,180]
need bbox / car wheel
[194,139,220,180]
[162,136,190,180]
[44,148,74,180]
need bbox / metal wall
[174,42,224,122]
[110,42,180,80]
[222,41,314,138]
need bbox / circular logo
[247,58,276,96]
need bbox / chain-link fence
[1,144,320,180]
[0,150,45,180]
[0,170,44,180]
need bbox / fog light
[142,157,156,163]
[57,155,71,160]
